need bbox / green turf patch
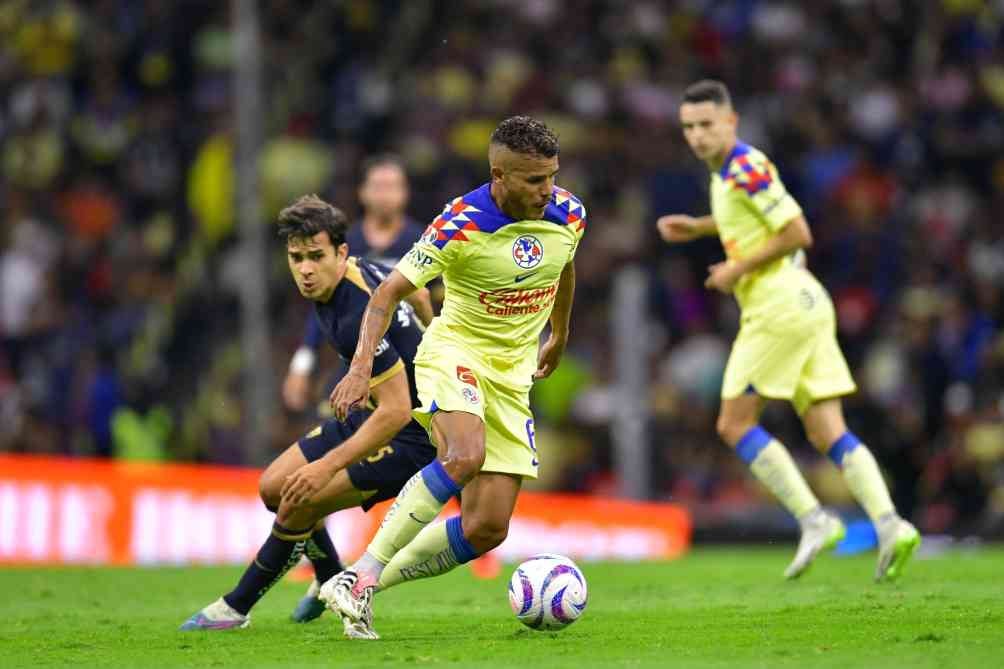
[2,547,1002,668]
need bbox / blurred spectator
[1,0,1002,540]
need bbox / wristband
[289,347,316,375]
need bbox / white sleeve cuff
[289,346,317,375]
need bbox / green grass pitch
[3,547,1003,668]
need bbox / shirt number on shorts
[366,445,394,463]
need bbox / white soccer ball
[508,553,587,630]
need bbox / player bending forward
[321,115,585,639]
[181,195,436,634]
[658,80,919,581]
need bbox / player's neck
[489,182,521,220]
[363,212,404,231]
[361,214,404,251]
[706,139,738,173]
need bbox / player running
[322,116,585,638]
[657,80,919,581]
[180,195,436,633]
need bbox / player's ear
[490,164,504,184]
[336,242,349,261]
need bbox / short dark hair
[360,153,407,183]
[277,194,349,247]
[490,115,559,158]
[682,80,732,107]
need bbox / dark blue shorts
[298,411,437,511]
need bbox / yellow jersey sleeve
[396,211,465,288]
[731,151,802,232]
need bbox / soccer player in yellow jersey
[320,116,584,637]
[657,80,919,581]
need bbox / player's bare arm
[404,286,434,327]
[656,214,717,243]
[331,269,419,420]
[534,260,575,380]
[281,368,413,506]
[704,215,812,294]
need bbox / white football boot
[179,597,250,631]
[875,515,921,582]
[291,580,326,623]
[320,571,379,639]
[784,508,846,580]
[341,602,379,640]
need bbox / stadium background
[2,0,1004,564]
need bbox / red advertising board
[0,455,690,565]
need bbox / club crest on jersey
[462,386,480,404]
[512,235,543,269]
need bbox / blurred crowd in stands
[2,0,1003,538]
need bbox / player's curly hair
[277,194,349,246]
[490,116,559,158]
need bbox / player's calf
[217,521,312,619]
[459,510,509,554]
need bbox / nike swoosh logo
[409,512,432,524]
[514,271,539,283]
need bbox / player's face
[287,232,348,302]
[679,101,738,166]
[359,164,408,219]
[492,151,559,221]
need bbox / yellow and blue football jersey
[397,183,586,386]
[395,183,586,477]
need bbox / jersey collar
[717,141,750,179]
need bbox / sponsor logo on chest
[478,284,558,317]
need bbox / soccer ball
[508,553,587,630]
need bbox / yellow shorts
[722,287,857,415]
[410,344,538,479]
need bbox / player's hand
[704,261,742,294]
[656,214,702,243]
[533,334,566,380]
[330,368,371,421]
[282,371,312,411]
[280,460,335,507]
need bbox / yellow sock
[830,436,895,522]
[748,439,820,520]
[377,516,477,590]
[366,460,461,565]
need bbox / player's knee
[716,415,745,447]
[804,424,828,452]
[258,472,282,511]
[442,438,486,483]
[276,499,317,529]
[717,415,761,448]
